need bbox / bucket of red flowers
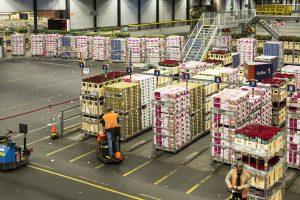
[158,60,181,67]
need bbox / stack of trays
[232,53,241,68]
[30,34,44,56]
[45,34,59,56]
[237,38,257,64]
[93,36,111,61]
[127,37,146,63]
[146,37,165,63]
[263,41,283,69]
[166,35,185,61]
[11,34,25,56]
[77,36,93,59]
[111,38,127,62]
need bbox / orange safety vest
[230,169,250,198]
[102,112,119,129]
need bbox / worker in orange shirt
[100,107,120,159]
[225,161,251,200]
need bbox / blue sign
[183,73,190,80]
[215,76,222,83]
[154,69,160,77]
[79,62,85,69]
[249,80,257,87]
[126,67,132,74]
[248,63,273,80]
[102,64,109,71]
[287,84,296,92]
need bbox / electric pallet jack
[0,124,32,171]
[96,128,123,164]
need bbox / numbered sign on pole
[215,76,222,84]
[183,73,190,80]
[102,64,109,71]
[249,80,257,87]
[154,69,160,77]
[287,84,296,93]
[126,67,132,74]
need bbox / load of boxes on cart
[79,35,300,200]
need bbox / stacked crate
[261,76,295,127]
[45,34,59,56]
[76,36,93,59]
[212,35,232,50]
[93,36,110,61]
[233,125,285,200]
[127,37,146,63]
[174,82,205,139]
[211,88,272,163]
[146,37,165,63]
[166,35,185,61]
[237,38,257,64]
[232,53,241,68]
[144,69,172,88]
[105,82,141,140]
[81,71,128,136]
[123,74,157,129]
[255,55,280,72]
[263,41,284,70]
[206,50,232,65]
[111,38,127,62]
[287,93,300,169]
[58,36,77,58]
[11,34,25,56]
[153,85,190,152]
[30,34,44,56]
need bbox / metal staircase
[257,18,289,39]
[183,13,220,62]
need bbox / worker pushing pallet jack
[97,107,123,164]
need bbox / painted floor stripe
[27,136,50,146]
[69,149,96,163]
[186,174,213,194]
[95,164,105,169]
[79,176,109,186]
[28,165,143,200]
[139,193,161,200]
[123,160,152,177]
[154,168,179,185]
[30,162,55,170]
[12,125,49,139]
[46,142,79,156]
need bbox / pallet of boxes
[81,72,127,136]
[233,125,285,200]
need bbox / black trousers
[232,193,247,200]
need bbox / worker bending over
[100,107,120,159]
[225,161,251,200]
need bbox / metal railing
[57,105,81,138]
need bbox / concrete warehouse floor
[0,58,300,200]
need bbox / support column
[156,0,159,27]
[93,0,97,31]
[33,0,37,34]
[117,0,121,26]
[65,0,70,19]
[138,0,141,24]
[172,0,175,21]
[186,0,190,20]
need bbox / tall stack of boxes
[287,93,300,169]
[76,36,93,59]
[11,34,25,56]
[127,37,146,63]
[211,87,272,163]
[237,38,257,64]
[263,41,284,70]
[105,82,141,140]
[111,38,127,62]
[58,36,76,58]
[81,72,127,136]
[45,34,59,56]
[123,74,157,129]
[30,34,44,56]
[233,125,285,200]
[212,35,232,50]
[146,37,165,63]
[255,55,280,72]
[166,35,185,60]
[153,85,190,152]
[93,36,110,61]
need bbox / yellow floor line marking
[123,160,152,177]
[27,136,50,146]
[154,168,179,185]
[225,195,232,200]
[69,149,96,163]
[46,142,79,156]
[79,176,109,186]
[28,165,143,200]
[186,174,213,194]
[30,162,55,170]
[139,193,161,200]
[95,164,105,169]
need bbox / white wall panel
[121,0,138,25]
[37,0,66,10]
[98,0,118,27]
[70,0,93,29]
[175,0,186,20]
[140,0,156,23]
[159,0,172,22]
[0,0,33,12]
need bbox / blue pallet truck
[0,124,32,171]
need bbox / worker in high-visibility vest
[225,161,251,200]
[100,107,120,159]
